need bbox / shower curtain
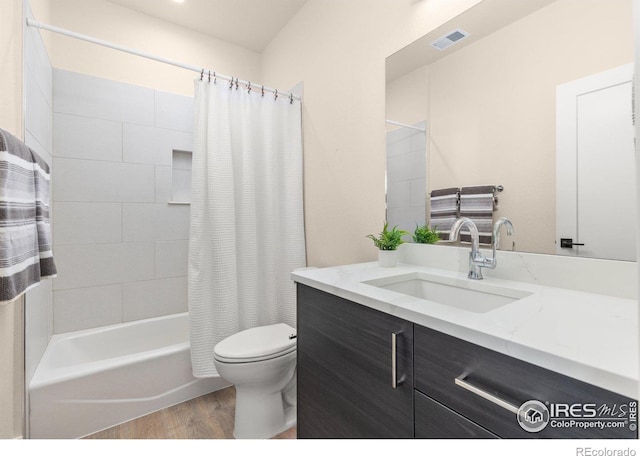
[188,79,306,378]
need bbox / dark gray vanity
[296,284,638,439]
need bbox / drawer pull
[454,375,519,414]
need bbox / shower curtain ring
[200,69,204,81]
[213,72,216,84]
[290,93,294,104]
[274,89,278,100]
[229,78,234,90]
[261,86,265,97]
[247,81,251,94]
[208,71,211,83]
[235,78,239,90]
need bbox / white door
[556,63,636,261]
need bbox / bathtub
[29,312,229,439]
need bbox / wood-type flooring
[85,387,296,439]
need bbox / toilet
[213,323,297,439]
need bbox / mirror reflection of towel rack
[429,185,503,197]
[493,185,503,209]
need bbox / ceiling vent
[430,28,470,51]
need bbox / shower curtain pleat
[188,80,306,378]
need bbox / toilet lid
[213,323,296,362]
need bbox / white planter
[378,249,399,267]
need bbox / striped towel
[429,187,459,240]
[0,128,57,304]
[459,185,496,245]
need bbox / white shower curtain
[189,79,306,378]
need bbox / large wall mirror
[385,0,636,261]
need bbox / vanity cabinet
[296,284,638,440]
[297,284,414,438]
[414,390,498,438]
[414,325,637,439]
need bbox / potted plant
[366,222,408,267]
[413,224,439,244]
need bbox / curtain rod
[385,120,426,132]
[26,18,301,101]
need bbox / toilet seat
[213,323,297,364]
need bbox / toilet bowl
[213,323,297,439]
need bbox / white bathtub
[29,312,229,439]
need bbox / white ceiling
[107,0,308,52]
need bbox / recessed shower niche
[171,149,193,204]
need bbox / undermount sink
[363,272,533,313]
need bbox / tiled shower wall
[52,69,193,334]
[386,121,427,234]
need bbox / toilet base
[232,387,296,439]
[212,329,297,440]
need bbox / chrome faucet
[449,217,514,280]
[449,217,484,279]
[491,217,514,264]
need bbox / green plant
[413,224,439,244]
[366,222,408,251]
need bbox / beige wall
[30,0,261,97]
[1,0,24,136]
[0,0,25,439]
[0,299,23,440]
[386,65,429,129]
[387,0,633,255]
[261,0,483,267]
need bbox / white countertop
[292,261,639,399]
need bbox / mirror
[385,0,636,260]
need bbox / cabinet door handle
[454,374,519,414]
[391,332,400,388]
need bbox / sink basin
[363,272,532,313]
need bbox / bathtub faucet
[448,217,514,280]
